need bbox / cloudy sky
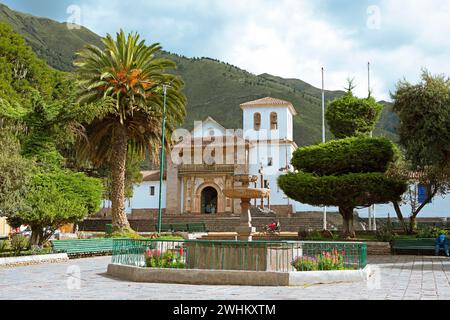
[3,0,449,100]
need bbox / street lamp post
[157,84,168,234]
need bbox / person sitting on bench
[435,232,449,257]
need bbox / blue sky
[2,0,450,100]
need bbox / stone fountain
[223,174,270,241]
[184,174,300,272]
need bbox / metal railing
[111,239,367,272]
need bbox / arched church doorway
[201,187,218,214]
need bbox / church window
[254,113,261,131]
[150,186,155,196]
[270,112,278,130]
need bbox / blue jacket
[436,234,448,245]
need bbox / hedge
[277,171,408,208]
[291,137,399,176]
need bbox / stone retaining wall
[107,263,372,286]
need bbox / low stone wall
[0,253,69,267]
[107,263,372,286]
[366,242,391,255]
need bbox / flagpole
[367,61,377,231]
[322,67,327,230]
[157,84,168,234]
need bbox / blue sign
[418,184,432,204]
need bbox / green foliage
[392,70,450,168]
[0,240,8,252]
[0,21,56,103]
[291,137,399,175]
[144,249,185,269]
[74,30,187,165]
[375,217,396,242]
[10,234,29,254]
[9,171,103,246]
[0,128,33,217]
[279,84,405,237]
[0,4,104,72]
[326,91,384,139]
[417,227,448,239]
[110,229,142,240]
[279,172,407,208]
[292,250,345,271]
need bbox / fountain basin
[223,187,270,199]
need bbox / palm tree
[74,30,186,233]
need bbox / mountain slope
[0,3,102,71]
[0,3,398,146]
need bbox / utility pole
[157,84,168,234]
[322,67,327,230]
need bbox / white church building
[109,96,449,220]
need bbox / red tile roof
[240,97,298,115]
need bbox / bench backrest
[171,223,189,232]
[392,239,436,247]
[52,238,114,254]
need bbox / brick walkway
[1,255,450,300]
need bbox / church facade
[100,96,450,221]
[123,97,300,217]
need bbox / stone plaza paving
[2,255,450,300]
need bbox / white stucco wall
[192,119,226,138]
[242,106,292,141]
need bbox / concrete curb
[0,253,69,267]
[107,263,372,287]
[289,265,372,286]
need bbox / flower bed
[144,248,185,269]
[292,249,353,271]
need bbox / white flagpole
[322,67,327,230]
[367,61,377,231]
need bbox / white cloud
[77,0,450,100]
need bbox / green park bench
[52,238,114,256]
[188,222,208,232]
[154,224,173,232]
[171,223,189,232]
[391,238,444,255]
[153,223,208,233]
[187,223,208,233]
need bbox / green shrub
[417,227,448,239]
[279,172,407,208]
[291,137,399,176]
[292,250,345,271]
[325,92,384,139]
[0,240,9,253]
[144,249,185,269]
[376,225,396,242]
[10,234,29,255]
[375,216,397,242]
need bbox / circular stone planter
[107,264,373,287]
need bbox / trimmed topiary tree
[279,88,407,237]
[326,90,383,139]
[279,137,407,237]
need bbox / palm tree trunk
[110,124,130,232]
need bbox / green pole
[157,85,168,234]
